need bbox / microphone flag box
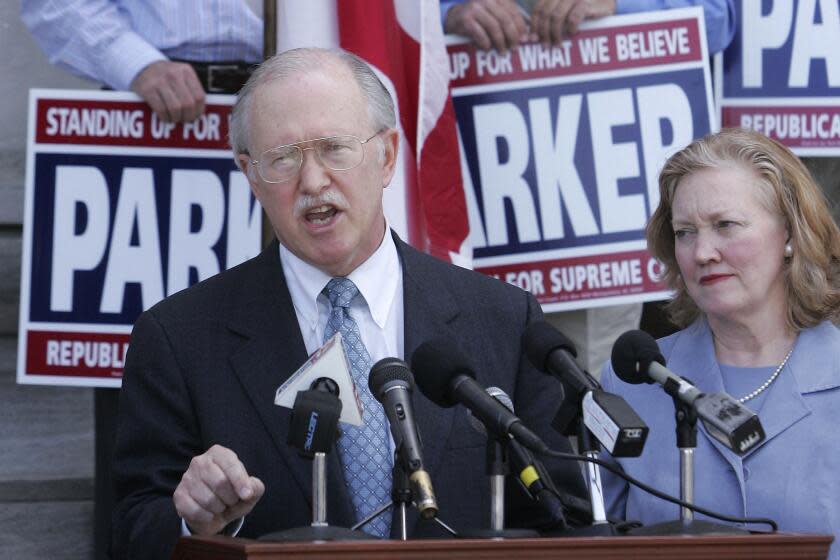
[695,392,765,455]
[583,390,648,457]
[288,389,342,456]
[274,332,364,426]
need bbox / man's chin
[302,245,357,277]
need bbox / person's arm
[129,60,206,123]
[441,0,530,52]
[181,513,244,537]
[22,0,164,91]
[21,0,205,121]
[111,311,262,559]
[173,445,264,537]
[615,0,736,54]
[528,0,616,45]
[445,0,734,55]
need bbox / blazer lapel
[741,353,809,451]
[742,323,840,453]
[226,241,355,527]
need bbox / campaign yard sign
[18,90,262,387]
[717,0,840,155]
[448,8,714,311]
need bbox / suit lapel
[395,236,461,535]
[683,323,823,461]
[398,237,461,478]
[739,324,840,453]
[226,241,355,527]
[741,353,809,451]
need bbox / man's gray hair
[229,48,397,157]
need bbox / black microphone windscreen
[611,330,665,385]
[411,338,475,407]
[369,357,413,399]
[523,321,578,372]
[310,376,340,396]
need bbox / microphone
[523,321,648,457]
[523,321,598,394]
[465,386,514,437]
[287,377,342,456]
[411,338,548,454]
[467,386,568,529]
[611,330,766,455]
[368,358,437,519]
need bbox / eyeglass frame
[248,130,385,184]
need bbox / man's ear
[236,153,258,188]
[379,128,399,187]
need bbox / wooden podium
[173,532,832,560]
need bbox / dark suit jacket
[111,234,586,559]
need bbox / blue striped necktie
[323,277,392,537]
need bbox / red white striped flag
[276,0,471,266]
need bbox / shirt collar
[279,224,400,330]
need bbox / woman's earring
[784,242,793,259]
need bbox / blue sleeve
[20,0,165,90]
[615,0,736,54]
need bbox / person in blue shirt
[599,128,840,558]
[441,0,735,54]
[22,0,262,122]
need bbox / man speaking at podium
[111,47,585,559]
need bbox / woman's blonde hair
[647,128,840,330]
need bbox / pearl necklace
[737,347,794,404]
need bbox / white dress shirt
[280,227,405,363]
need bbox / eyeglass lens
[259,135,364,182]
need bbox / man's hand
[130,60,206,123]
[173,444,265,536]
[444,0,530,52]
[530,0,616,45]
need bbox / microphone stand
[260,389,371,542]
[577,427,610,527]
[545,398,616,537]
[459,437,539,538]
[352,452,410,539]
[629,379,748,536]
[546,422,618,537]
[262,453,372,541]
[353,451,459,539]
[393,454,411,539]
[676,396,697,523]
[489,440,506,532]
[312,451,329,528]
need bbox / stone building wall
[0,4,97,558]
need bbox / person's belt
[177,60,255,94]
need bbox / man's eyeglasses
[250,132,381,184]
